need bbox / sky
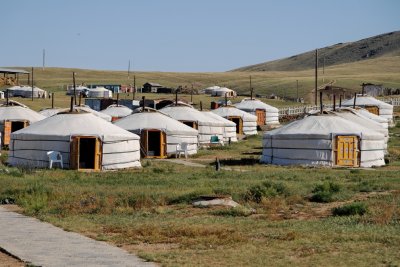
[1,0,399,72]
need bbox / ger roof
[264,113,383,140]
[100,105,132,117]
[341,95,393,109]
[0,106,45,122]
[0,68,29,74]
[211,106,257,121]
[234,98,279,112]
[160,105,225,126]
[114,111,198,136]
[13,112,139,140]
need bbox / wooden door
[3,120,11,146]
[70,137,80,170]
[255,109,266,126]
[160,131,166,158]
[94,138,102,170]
[140,130,148,157]
[335,136,359,167]
[364,106,379,115]
[70,136,102,170]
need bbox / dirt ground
[0,250,24,267]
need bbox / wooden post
[225,92,228,106]
[296,79,299,101]
[51,93,55,109]
[175,89,178,105]
[70,96,74,112]
[353,93,357,109]
[320,91,323,113]
[78,93,82,106]
[6,89,9,106]
[333,94,336,111]
[73,72,77,105]
[361,84,365,96]
[133,75,136,100]
[315,49,318,105]
[117,93,119,107]
[339,95,342,107]
[31,67,34,101]
[191,84,193,103]
[141,96,145,111]
[249,75,252,100]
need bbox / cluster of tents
[0,94,395,171]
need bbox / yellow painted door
[3,120,11,146]
[336,136,359,167]
[94,138,102,170]
[160,131,166,158]
[365,106,379,115]
[70,137,80,170]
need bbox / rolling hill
[232,31,400,72]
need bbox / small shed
[142,83,163,93]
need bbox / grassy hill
[2,43,400,106]
[232,31,400,72]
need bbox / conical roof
[114,111,198,136]
[0,106,45,122]
[234,99,279,112]
[202,111,236,126]
[13,112,138,141]
[100,105,133,118]
[265,114,383,140]
[39,106,112,122]
[341,95,392,109]
[211,106,257,121]
[160,105,225,126]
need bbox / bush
[244,181,290,203]
[332,202,367,216]
[211,207,255,217]
[310,182,341,203]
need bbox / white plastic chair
[47,151,63,169]
[175,142,189,159]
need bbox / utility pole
[315,49,318,105]
[31,67,34,101]
[296,79,299,101]
[128,60,130,80]
[73,72,77,105]
[250,75,253,99]
[42,49,45,71]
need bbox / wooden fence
[278,97,400,117]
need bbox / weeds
[332,202,367,216]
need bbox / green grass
[0,127,399,266]
[3,53,400,107]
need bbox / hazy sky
[1,0,399,72]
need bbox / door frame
[70,136,102,171]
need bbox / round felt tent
[334,108,389,151]
[160,105,225,145]
[204,85,220,94]
[100,105,133,121]
[39,106,112,122]
[87,87,113,98]
[0,106,46,146]
[6,85,47,98]
[211,106,258,136]
[114,110,199,158]
[260,113,385,168]
[341,95,394,126]
[234,98,280,127]
[202,111,237,143]
[8,110,141,170]
[211,87,237,97]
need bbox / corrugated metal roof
[0,68,30,74]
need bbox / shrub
[332,202,367,216]
[310,182,341,203]
[211,206,255,217]
[244,181,290,203]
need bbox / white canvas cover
[202,111,237,142]
[100,105,133,119]
[160,105,225,144]
[204,86,220,94]
[211,87,237,97]
[88,87,113,98]
[333,108,389,150]
[0,106,46,123]
[234,98,280,125]
[211,106,258,135]
[355,108,389,129]
[39,106,112,122]
[6,85,47,98]
[260,114,385,167]
[8,112,141,170]
[67,85,90,95]
[114,111,199,155]
[341,95,393,126]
